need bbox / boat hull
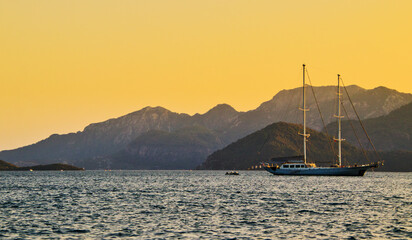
[263,165,374,176]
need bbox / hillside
[16,164,84,171]
[198,122,368,170]
[378,151,412,172]
[0,107,194,166]
[78,126,223,170]
[0,160,83,171]
[0,85,410,168]
[0,160,18,170]
[198,122,412,171]
[325,102,412,151]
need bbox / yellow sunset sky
[0,0,411,150]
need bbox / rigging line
[340,78,382,162]
[340,97,370,164]
[305,65,340,76]
[305,68,337,164]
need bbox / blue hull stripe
[263,166,372,176]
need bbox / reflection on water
[0,171,411,239]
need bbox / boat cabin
[280,163,316,169]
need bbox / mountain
[235,85,412,133]
[0,85,410,168]
[192,104,240,131]
[78,125,222,170]
[0,107,193,166]
[196,85,412,152]
[325,102,412,151]
[197,122,412,171]
[0,160,18,170]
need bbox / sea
[0,171,410,239]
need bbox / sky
[0,0,411,150]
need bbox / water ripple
[0,171,410,239]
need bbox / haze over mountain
[0,85,410,169]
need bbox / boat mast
[337,74,342,166]
[302,64,307,163]
[299,64,309,164]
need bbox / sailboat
[263,64,381,176]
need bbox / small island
[0,160,84,171]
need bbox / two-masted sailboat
[263,64,381,176]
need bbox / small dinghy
[225,171,239,175]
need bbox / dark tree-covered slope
[198,122,412,171]
[198,122,368,170]
[325,102,412,151]
[0,160,18,170]
[0,159,83,171]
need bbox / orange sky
[0,0,411,150]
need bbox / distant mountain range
[0,85,410,169]
[197,122,412,172]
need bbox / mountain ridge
[0,85,411,168]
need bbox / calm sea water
[0,171,410,239]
